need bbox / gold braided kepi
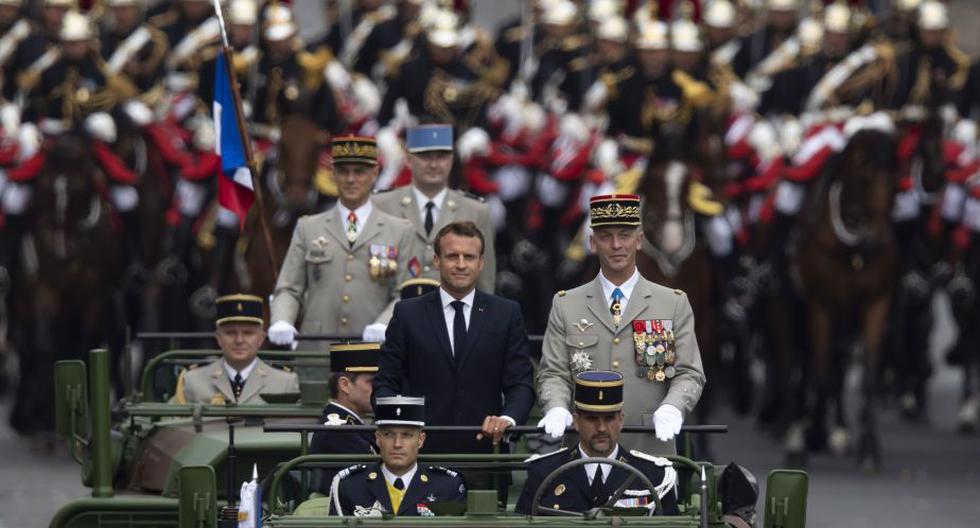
[331,135,378,165]
[589,194,641,228]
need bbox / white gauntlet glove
[268,320,298,346]
[362,323,387,343]
[653,404,683,442]
[537,407,573,439]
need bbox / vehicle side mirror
[179,465,217,528]
[54,360,89,441]
[764,469,808,528]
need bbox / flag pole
[213,0,280,281]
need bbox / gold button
[342,295,350,303]
[340,317,348,325]
[347,253,354,261]
[613,337,620,345]
[612,360,620,368]
[345,274,352,281]
[578,341,584,346]
[423,266,431,272]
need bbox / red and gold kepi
[589,194,641,228]
[331,135,378,166]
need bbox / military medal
[633,319,676,383]
[386,246,398,275]
[369,254,381,280]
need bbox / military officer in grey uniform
[268,136,418,350]
[537,194,705,454]
[329,396,467,517]
[174,294,299,405]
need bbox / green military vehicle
[50,349,809,527]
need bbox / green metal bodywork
[50,349,809,528]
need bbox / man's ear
[418,431,426,448]
[338,375,351,396]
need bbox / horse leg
[805,304,833,454]
[858,296,890,472]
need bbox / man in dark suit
[329,396,467,517]
[373,221,535,456]
[516,371,679,516]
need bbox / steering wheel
[530,457,664,517]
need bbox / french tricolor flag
[213,52,253,229]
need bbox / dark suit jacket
[515,445,680,515]
[373,289,535,454]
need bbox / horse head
[828,128,898,256]
[266,113,324,215]
[639,133,698,275]
[33,132,108,263]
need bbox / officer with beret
[516,371,679,515]
[537,195,705,455]
[269,136,419,351]
[174,294,300,404]
[329,396,467,517]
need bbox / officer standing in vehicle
[516,371,679,515]
[268,136,418,350]
[329,396,467,517]
[536,195,705,454]
[174,294,300,404]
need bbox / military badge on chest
[632,320,676,382]
[368,244,398,281]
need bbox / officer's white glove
[268,320,298,346]
[653,404,683,442]
[537,407,573,439]
[362,323,387,343]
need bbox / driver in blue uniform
[516,371,680,515]
[329,396,467,517]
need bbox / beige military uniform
[174,359,299,405]
[270,206,418,342]
[372,186,497,293]
[538,276,705,454]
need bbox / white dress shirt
[597,268,641,309]
[580,444,620,484]
[440,287,475,354]
[381,462,418,489]
[337,200,373,237]
[412,186,447,227]
[223,357,258,381]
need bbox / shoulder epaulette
[427,465,459,477]
[629,449,673,467]
[372,187,396,194]
[502,25,524,44]
[524,447,568,463]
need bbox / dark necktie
[451,300,466,356]
[424,201,435,236]
[590,469,607,507]
[393,477,404,490]
[232,372,244,401]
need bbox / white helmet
[823,2,852,34]
[634,20,669,50]
[426,9,460,48]
[59,10,91,41]
[541,0,577,26]
[228,0,257,26]
[703,0,737,29]
[917,0,949,31]
[671,19,703,52]
[596,17,628,43]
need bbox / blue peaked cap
[406,124,454,153]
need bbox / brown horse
[10,131,121,435]
[790,127,898,471]
[636,156,718,458]
[241,114,330,301]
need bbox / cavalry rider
[0,0,30,100]
[528,1,594,113]
[18,10,147,282]
[319,0,397,79]
[250,4,341,141]
[516,371,679,515]
[328,396,467,517]
[731,0,800,79]
[99,0,170,110]
[378,8,495,130]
